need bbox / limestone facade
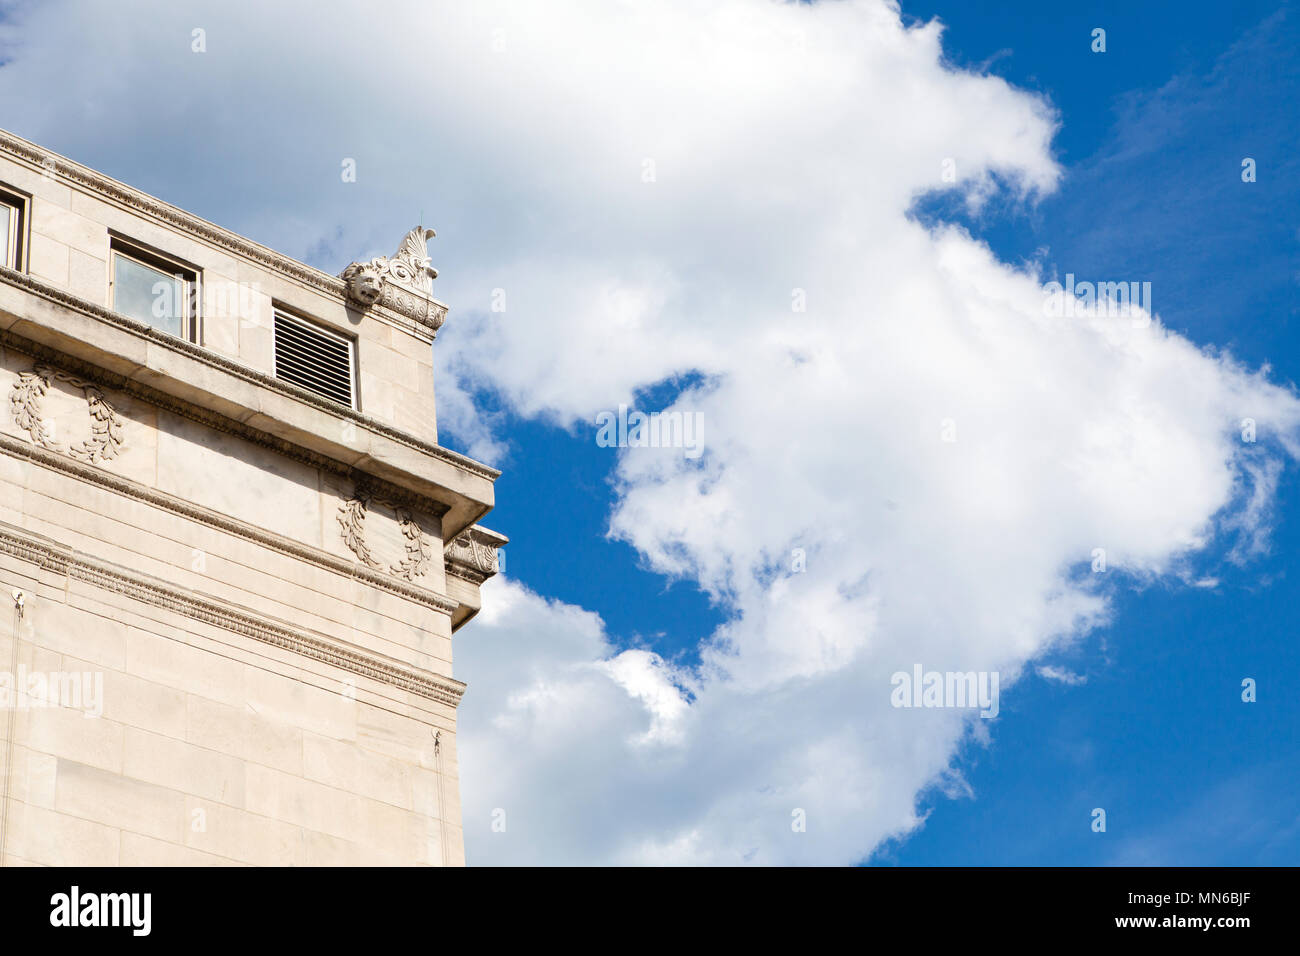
[0,128,502,866]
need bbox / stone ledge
[445,525,508,585]
[444,525,508,632]
[0,271,496,540]
[0,520,467,708]
[0,430,459,617]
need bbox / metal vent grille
[273,311,355,407]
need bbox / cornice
[445,564,490,586]
[0,266,498,484]
[0,523,466,708]
[0,323,461,530]
[0,429,459,617]
[444,525,508,585]
[0,128,449,341]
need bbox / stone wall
[0,353,466,864]
[0,129,497,867]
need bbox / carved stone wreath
[10,365,125,464]
[337,490,432,581]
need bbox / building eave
[0,268,497,540]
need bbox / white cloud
[434,1,1300,864]
[1037,665,1087,686]
[6,0,1299,864]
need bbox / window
[109,237,199,340]
[273,308,356,408]
[0,187,30,271]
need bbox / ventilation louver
[273,310,355,408]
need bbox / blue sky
[2,0,1297,865]
[877,0,1300,865]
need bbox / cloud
[1037,665,1087,686]
[435,2,1300,864]
[5,0,1298,864]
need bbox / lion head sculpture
[340,260,386,308]
[339,227,442,326]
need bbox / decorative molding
[444,525,506,585]
[337,487,433,582]
[0,522,466,708]
[0,129,449,341]
[338,495,378,569]
[394,513,433,581]
[0,320,457,519]
[11,365,126,463]
[0,267,496,484]
[0,429,459,617]
[341,227,446,335]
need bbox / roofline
[0,127,450,342]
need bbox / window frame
[271,305,358,410]
[108,234,201,343]
[0,185,31,272]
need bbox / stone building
[0,128,504,865]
